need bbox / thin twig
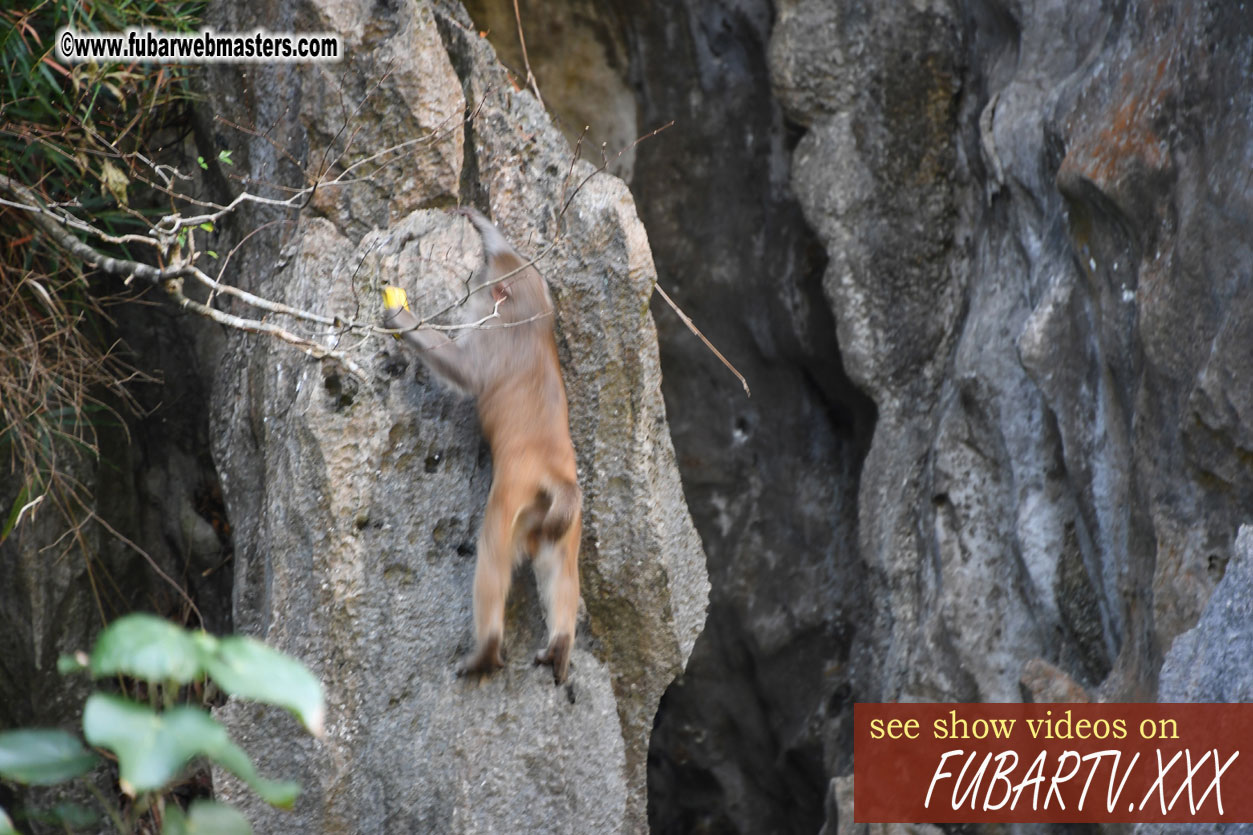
[557,125,590,214]
[88,510,205,629]
[512,0,544,108]
[654,281,750,397]
[186,265,340,328]
[210,217,291,305]
[165,280,368,380]
[560,121,673,217]
[0,174,189,287]
[4,173,375,376]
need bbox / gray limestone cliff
[3,1,1252,834]
[645,0,1253,831]
[196,1,707,832]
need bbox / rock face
[198,1,706,832]
[459,0,1253,832]
[768,0,1253,830]
[619,4,876,834]
[1156,525,1253,707]
[1135,526,1253,835]
[5,1,1252,833]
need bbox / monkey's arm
[382,286,480,394]
[450,206,514,259]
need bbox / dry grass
[0,0,200,548]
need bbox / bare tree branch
[1,171,371,378]
[6,100,742,404]
[512,0,545,108]
[165,279,368,379]
[654,282,751,398]
[0,173,186,288]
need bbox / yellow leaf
[100,160,130,207]
[381,285,409,311]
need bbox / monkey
[381,207,581,685]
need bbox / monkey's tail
[540,479,581,541]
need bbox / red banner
[854,703,1253,824]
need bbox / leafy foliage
[83,695,299,806]
[0,615,323,834]
[88,615,325,735]
[89,614,208,684]
[0,731,98,786]
[162,801,252,835]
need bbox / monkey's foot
[456,634,504,679]
[534,633,572,685]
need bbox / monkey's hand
[447,206,514,259]
[380,288,475,391]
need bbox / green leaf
[197,156,208,170]
[207,251,219,259]
[48,802,97,829]
[90,613,205,684]
[217,150,233,166]
[163,800,253,835]
[15,800,98,830]
[83,695,298,807]
[0,485,29,545]
[0,804,15,835]
[199,222,214,232]
[205,638,325,736]
[0,729,99,785]
[87,616,324,735]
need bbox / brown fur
[383,207,580,685]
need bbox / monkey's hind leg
[457,488,516,679]
[532,516,580,685]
